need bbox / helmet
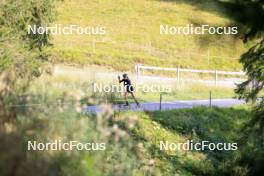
[122,73,127,78]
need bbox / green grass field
[123,106,251,175]
[52,0,251,72]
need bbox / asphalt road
[85,99,245,113]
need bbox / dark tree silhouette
[234,0,264,131]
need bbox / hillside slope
[52,0,249,71]
[122,106,251,175]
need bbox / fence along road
[135,64,245,87]
[53,65,245,88]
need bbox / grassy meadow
[52,0,251,71]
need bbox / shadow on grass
[149,106,250,138]
[125,107,251,175]
[147,106,251,170]
[188,18,245,50]
[157,0,264,41]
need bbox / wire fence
[60,39,242,70]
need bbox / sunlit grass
[52,0,248,71]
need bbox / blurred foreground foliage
[0,0,57,122]
[0,2,151,175]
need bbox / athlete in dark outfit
[118,73,139,106]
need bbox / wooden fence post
[159,94,162,111]
[177,67,180,83]
[92,40,95,53]
[207,49,210,67]
[215,70,218,87]
[209,91,212,108]
[135,64,140,80]
[138,65,140,78]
